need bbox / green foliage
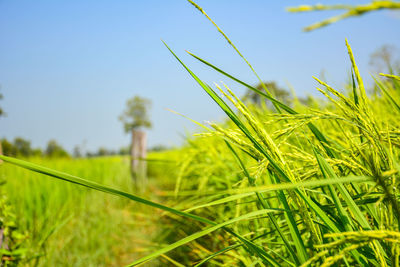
[0,155,175,266]
[1,138,42,158]
[155,43,400,265]
[0,90,4,117]
[45,140,69,158]
[244,81,297,108]
[1,137,70,158]
[1,140,14,157]
[13,138,32,157]
[0,187,27,266]
[2,45,400,266]
[1,1,400,266]
[119,95,152,133]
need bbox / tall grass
[2,49,399,266]
[0,155,175,266]
[154,1,400,265]
[153,44,400,265]
[1,1,400,266]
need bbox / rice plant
[0,1,399,266]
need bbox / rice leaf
[128,209,280,266]
[0,155,214,225]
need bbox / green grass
[2,60,400,265]
[1,1,400,266]
[152,44,400,266]
[2,46,400,267]
[0,154,177,266]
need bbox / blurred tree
[73,145,82,158]
[1,137,43,157]
[31,148,43,157]
[45,140,69,158]
[119,95,152,188]
[244,81,291,108]
[118,146,130,155]
[149,144,169,152]
[0,90,4,117]
[97,147,113,156]
[119,96,152,132]
[13,137,33,157]
[85,147,116,157]
[1,139,15,157]
[369,45,400,74]
[0,90,4,161]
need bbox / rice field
[0,154,177,266]
[2,42,400,266]
[1,1,400,266]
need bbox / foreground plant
[2,42,399,266]
[1,0,400,266]
[157,35,400,264]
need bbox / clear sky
[1,0,400,153]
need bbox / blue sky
[1,0,399,153]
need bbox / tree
[118,146,130,155]
[244,81,291,108]
[0,90,4,117]
[13,137,33,157]
[73,145,82,158]
[369,45,400,74]
[0,90,4,161]
[1,137,42,157]
[119,96,152,133]
[119,95,152,188]
[45,140,69,158]
[1,138,15,157]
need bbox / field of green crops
[0,153,179,266]
[1,1,400,266]
[2,50,400,266]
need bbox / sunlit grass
[1,0,400,266]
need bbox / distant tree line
[243,81,314,109]
[83,144,168,158]
[1,137,69,158]
[83,147,128,158]
[1,137,168,159]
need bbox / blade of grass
[351,69,359,106]
[225,141,302,265]
[0,154,214,225]
[380,73,400,81]
[316,152,371,229]
[186,51,339,160]
[373,76,400,113]
[193,243,241,267]
[168,175,373,198]
[163,41,291,183]
[128,209,280,266]
[346,39,368,107]
[314,149,387,263]
[186,0,281,113]
[165,108,211,131]
[164,42,384,264]
[0,154,277,265]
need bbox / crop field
[1,1,400,266]
[2,51,400,266]
[0,153,178,266]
